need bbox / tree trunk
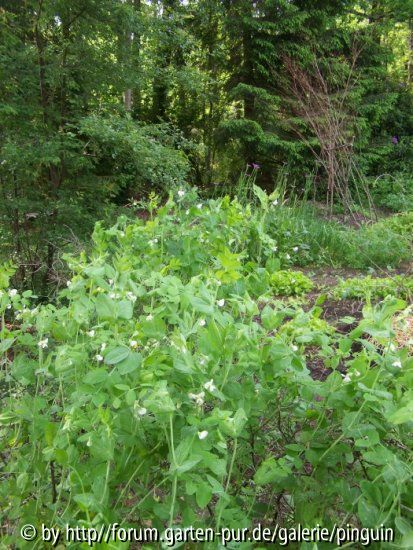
[408,18,413,84]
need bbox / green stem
[169,414,178,527]
[216,438,238,530]
[169,475,178,527]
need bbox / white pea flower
[126,292,137,302]
[108,279,114,285]
[199,319,206,327]
[392,360,402,369]
[66,280,72,287]
[8,289,17,297]
[389,343,396,351]
[216,280,222,287]
[130,340,138,348]
[272,246,278,252]
[272,199,279,206]
[185,209,190,215]
[291,344,298,352]
[198,430,208,440]
[285,253,291,260]
[293,246,299,252]
[217,299,225,307]
[95,354,104,362]
[188,391,205,406]
[146,314,154,321]
[354,370,361,377]
[204,379,216,392]
[178,189,185,198]
[342,373,352,383]
[87,330,95,337]
[38,338,48,349]
[101,343,107,351]
[6,304,11,310]
[197,203,202,209]
[137,407,147,416]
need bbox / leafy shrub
[270,270,313,296]
[371,173,413,213]
[334,275,413,301]
[278,309,336,345]
[380,211,413,239]
[79,116,190,196]
[1,191,413,546]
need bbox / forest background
[1,0,413,293]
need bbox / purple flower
[392,136,399,145]
[252,163,260,170]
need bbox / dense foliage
[1,191,413,547]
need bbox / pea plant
[1,190,412,548]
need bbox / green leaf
[126,389,136,405]
[388,403,413,425]
[84,368,108,385]
[362,447,395,466]
[117,352,141,374]
[17,472,29,491]
[143,381,175,414]
[206,475,225,495]
[105,346,130,365]
[0,338,14,354]
[73,493,97,511]
[44,422,58,446]
[95,294,116,319]
[252,184,268,209]
[0,411,17,425]
[196,481,213,508]
[400,532,413,548]
[254,458,291,486]
[89,431,114,461]
[118,299,133,320]
[395,517,413,536]
[358,498,379,527]
[173,457,202,474]
[174,437,194,466]
[220,408,247,438]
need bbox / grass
[266,202,412,270]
